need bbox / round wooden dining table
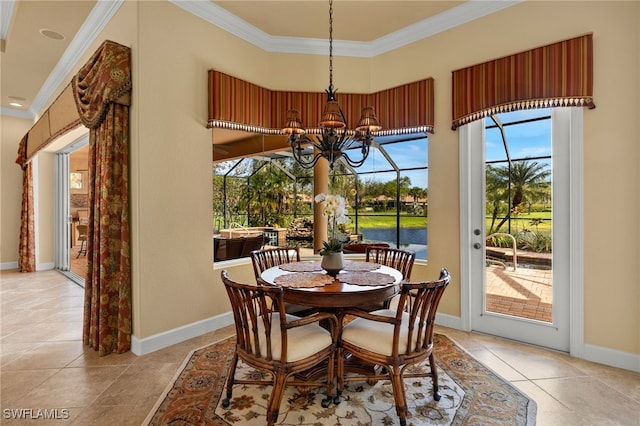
[259,259,403,309]
[261,259,403,382]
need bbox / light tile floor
[1,269,638,425]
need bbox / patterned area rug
[144,334,536,425]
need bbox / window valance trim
[451,33,595,130]
[15,40,131,166]
[208,70,434,135]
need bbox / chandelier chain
[328,0,333,91]
[282,0,381,169]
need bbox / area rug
[144,334,536,425]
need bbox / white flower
[315,193,352,255]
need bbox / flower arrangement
[315,193,351,256]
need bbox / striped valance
[451,33,595,130]
[208,70,434,136]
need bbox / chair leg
[266,373,287,426]
[334,347,344,404]
[429,352,441,401]
[221,353,239,408]
[76,240,85,258]
[389,366,409,426]
[322,351,335,408]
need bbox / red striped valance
[208,70,434,135]
[451,33,595,130]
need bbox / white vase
[321,252,344,277]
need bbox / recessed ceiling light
[8,95,26,101]
[39,29,65,40]
[9,102,23,107]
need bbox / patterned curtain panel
[72,40,132,356]
[208,70,434,135]
[451,33,595,130]
[15,136,35,273]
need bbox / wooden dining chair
[220,270,338,426]
[365,246,415,281]
[76,224,88,258]
[250,246,300,278]
[336,268,451,426]
[250,247,317,316]
[364,246,416,310]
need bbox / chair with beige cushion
[336,268,451,426]
[250,247,317,316]
[220,270,338,426]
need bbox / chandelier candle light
[282,0,382,169]
[316,193,351,276]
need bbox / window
[213,133,429,261]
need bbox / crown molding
[172,0,522,58]
[1,106,34,120]
[29,0,125,118]
[373,0,523,55]
[0,0,15,44]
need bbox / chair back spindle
[251,247,300,279]
[365,246,416,280]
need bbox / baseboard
[574,342,640,373]
[437,314,639,372]
[0,262,54,271]
[436,312,462,330]
[37,262,54,271]
[131,311,234,356]
[0,262,18,270]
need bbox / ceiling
[1,0,519,122]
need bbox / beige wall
[0,116,31,266]
[130,0,638,354]
[2,1,637,357]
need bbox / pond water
[361,227,428,260]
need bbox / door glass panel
[69,146,90,280]
[484,110,553,323]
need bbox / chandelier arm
[340,149,369,168]
[299,152,323,169]
[291,144,322,169]
[332,131,349,151]
[292,134,327,153]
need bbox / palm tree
[487,160,551,234]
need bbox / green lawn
[351,211,552,234]
[486,211,552,234]
[354,214,426,229]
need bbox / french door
[54,134,89,286]
[460,108,583,352]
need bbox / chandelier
[282,0,382,169]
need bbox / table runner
[273,270,395,288]
[278,260,382,273]
[273,272,333,288]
